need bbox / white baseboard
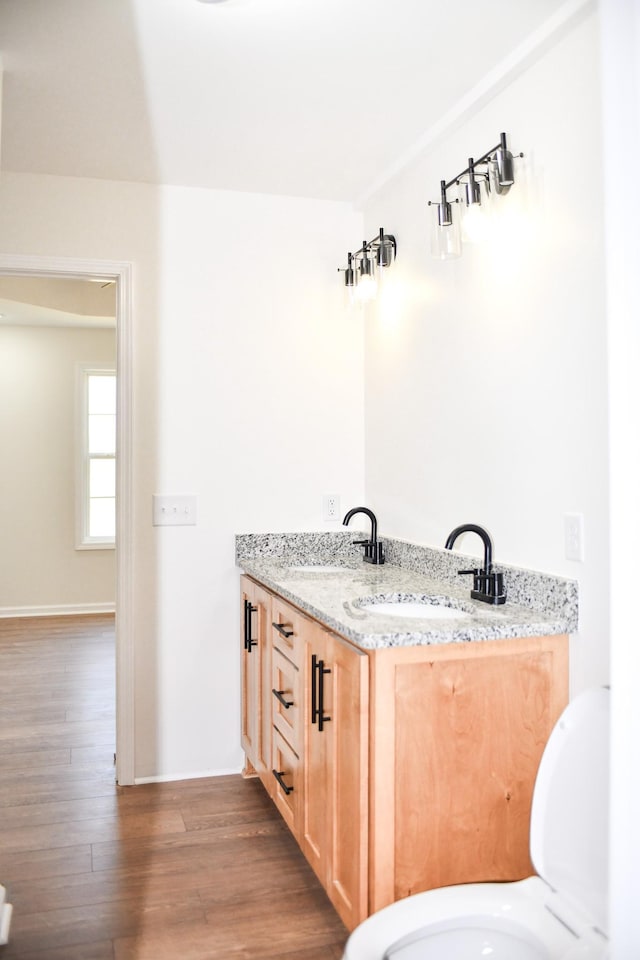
[0,602,116,619]
[135,766,243,785]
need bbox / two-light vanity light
[338,228,397,304]
[428,132,522,259]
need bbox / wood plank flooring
[0,615,348,959]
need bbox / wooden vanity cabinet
[240,575,569,931]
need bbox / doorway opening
[0,255,134,784]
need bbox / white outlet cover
[322,494,340,522]
[564,512,584,562]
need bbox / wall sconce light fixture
[428,132,522,259]
[339,227,397,303]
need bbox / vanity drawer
[271,727,301,837]
[270,597,305,667]
[271,645,301,754]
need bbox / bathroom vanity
[238,534,576,932]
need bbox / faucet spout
[444,523,506,605]
[343,506,385,565]
[444,523,493,573]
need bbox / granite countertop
[236,533,578,650]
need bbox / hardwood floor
[0,615,348,959]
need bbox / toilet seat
[343,688,610,960]
[385,917,548,960]
[343,877,607,960]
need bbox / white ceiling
[1,0,568,202]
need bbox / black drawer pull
[244,599,257,652]
[311,654,332,732]
[272,769,294,795]
[272,688,294,709]
[272,621,294,639]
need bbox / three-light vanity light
[337,132,521,298]
[338,227,397,304]
[428,131,522,259]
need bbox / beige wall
[0,323,116,613]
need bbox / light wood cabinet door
[367,633,569,913]
[302,622,369,931]
[301,624,328,881]
[240,575,272,786]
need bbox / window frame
[76,361,116,550]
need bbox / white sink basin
[360,600,469,620]
[289,564,346,573]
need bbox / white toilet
[343,686,609,960]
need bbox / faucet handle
[457,567,483,592]
[352,539,385,565]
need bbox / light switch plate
[564,513,584,562]
[152,495,197,526]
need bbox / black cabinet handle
[272,769,294,795]
[272,621,294,639]
[311,653,331,732]
[272,688,293,709]
[244,599,257,652]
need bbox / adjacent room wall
[0,323,116,614]
[361,11,607,694]
[0,172,364,779]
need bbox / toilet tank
[529,686,609,936]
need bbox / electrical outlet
[323,494,340,522]
[564,513,584,562]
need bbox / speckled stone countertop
[236,532,578,650]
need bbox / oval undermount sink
[359,600,470,620]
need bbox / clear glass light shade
[353,253,378,303]
[459,178,493,244]
[430,203,461,260]
[354,272,377,303]
[462,204,489,243]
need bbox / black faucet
[343,506,385,565]
[444,523,506,605]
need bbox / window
[77,363,116,549]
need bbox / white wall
[0,172,364,779]
[0,323,116,612]
[600,0,640,953]
[361,11,607,695]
